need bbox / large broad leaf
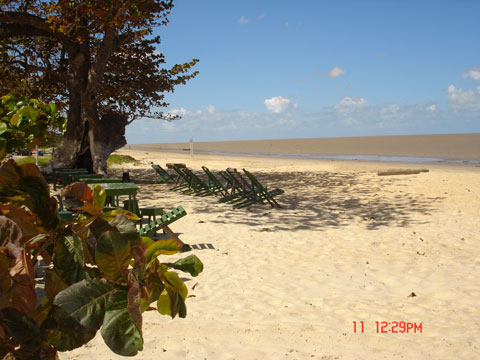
[102,208,141,221]
[95,230,131,283]
[100,287,143,356]
[19,163,58,229]
[165,255,204,277]
[53,279,116,333]
[0,161,58,229]
[44,269,68,301]
[156,271,188,319]
[53,235,85,285]
[108,214,139,235]
[92,184,106,208]
[52,314,97,352]
[0,215,23,247]
[0,204,38,241]
[5,244,37,314]
[145,239,181,266]
[61,182,93,210]
[0,307,41,345]
[127,282,142,329]
[86,217,114,260]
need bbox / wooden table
[72,173,103,181]
[89,182,138,213]
[166,163,186,169]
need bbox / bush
[0,159,203,359]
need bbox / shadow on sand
[109,167,445,232]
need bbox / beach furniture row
[152,164,284,209]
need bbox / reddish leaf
[127,282,142,329]
[0,215,23,247]
[61,182,94,210]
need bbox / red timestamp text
[353,321,422,334]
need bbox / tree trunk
[49,94,128,174]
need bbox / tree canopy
[0,0,199,172]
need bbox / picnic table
[53,168,88,190]
[89,182,138,213]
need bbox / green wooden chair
[151,164,176,184]
[180,168,212,196]
[139,205,190,251]
[201,166,229,197]
[236,169,284,208]
[169,166,193,191]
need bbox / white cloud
[239,16,248,25]
[427,104,437,112]
[334,97,368,113]
[206,105,215,114]
[380,104,400,115]
[168,107,188,116]
[328,66,346,78]
[463,67,480,81]
[447,84,480,110]
[264,96,295,113]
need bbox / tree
[0,93,66,158]
[0,0,198,173]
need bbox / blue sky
[126,0,480,144]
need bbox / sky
[125,0,480,144]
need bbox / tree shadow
[108,167,445,232]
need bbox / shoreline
[124,133,480,167]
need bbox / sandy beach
[61,146,480,360]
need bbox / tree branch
[0,11,74,48]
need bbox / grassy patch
[107,154,141,167]
[15,156,52,166]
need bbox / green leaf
[10,113,20,126]
[44,268,68,301]
[0,122,7,135]
[53,279,116,333]
[156,271,188,319]
[95,230,131,283]
[100,287,143,356]
[0,307,41,345]
[92,184,106,208]
[54,235,85,285]
[165,255,204,277]
[145,239,181,265]
[103,208,140,221]
[108,213,139,234]
[21,105,38,122]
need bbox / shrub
[0,160,202,358]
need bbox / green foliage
[0,94,66,161]
[107,154,141,167]
[0,159,203,359]
[15,156,52,166]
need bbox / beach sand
[61,147,480,360]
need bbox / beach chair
[240,169,284,208]
[219,168,258,206]
[170,166,193,191]
[201,166,229,197]
[151,164,176,184]
[139,205,190,251]
[181,168,212,196]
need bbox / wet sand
[127,133,480,162]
